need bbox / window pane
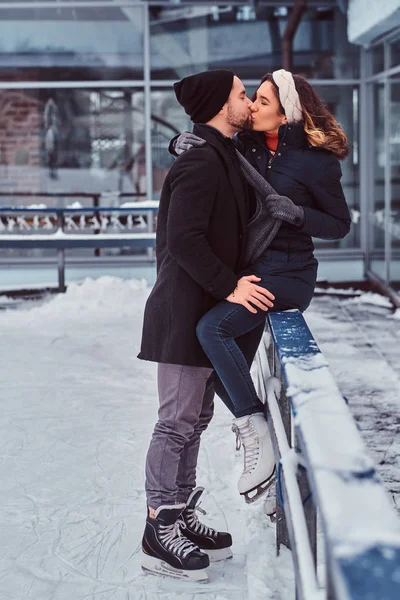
[370,44,385,75]
[0,86,148,259]
[150,6,359,80]
[0,5,144,81]
[312,85,360,250]
[390,77,400,289]
[370,83,386,280]
[151,90,191,199]
[390,35,400,69]
[0,87,145,198]
[150,83,360,252]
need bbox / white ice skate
[232,412,276,503]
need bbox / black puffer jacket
[236,122,351,254]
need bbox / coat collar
[193,124,248,236]
[278,122,308,149]
[193,123,237,155]
[238,122,308,151]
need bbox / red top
[264,131,279,154]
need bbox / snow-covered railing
[0,205,158,292]
[255,310,400,600]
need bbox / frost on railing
[256,310,400,600]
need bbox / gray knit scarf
[235,149,282,267]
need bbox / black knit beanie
[174,70,235,123]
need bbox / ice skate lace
[159,518,198,558]
[185,503,217,538]
[235,420,260,474]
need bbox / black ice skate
[141,504,209,582]
[181,487,233,562]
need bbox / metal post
[94,193,101,257]
[57,249,66,293]
[296,442,317,567]
[326,552,335,600]
[56,210,66,292]
[282,0,307,72]
[359,47,371,276]
[143,4,154,261]
[384,58,391,285]
[274,349,291,555]
[384,41,392,286]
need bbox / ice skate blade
[264,504,277,521]
[141,553,208,582]
[206,547,233,562]
[241,468,276,504]
[263,480,277,520]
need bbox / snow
[26,203,48,209]
[267,316,400,573]
[304,296,400,517]
[0,277,399,599]
[0,276,294,600]
[342,291,393,308]
[348,0,400,44]
[314,286,362,297]
[261,376,322,600]
[119,201,160,210]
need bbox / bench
[0,205,158,292]
[256,310,400,599]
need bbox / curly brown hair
[256,73,349,160]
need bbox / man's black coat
[138,124,248,368]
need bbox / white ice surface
[0,276,294,600]
[1,277,399,599]
[304,298,400,517]
[340,291,393,308]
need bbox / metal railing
[255,310,400,600]
[0,204,159,292]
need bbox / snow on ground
[0,277,294,600]
[0,277,399,600]
[304,294,400,512]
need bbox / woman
[174,70,351,503]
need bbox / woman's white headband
[272,69,303,123]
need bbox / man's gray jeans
[145,363,214,509]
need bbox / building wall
[0,3,361,257]
[0,90,41,193]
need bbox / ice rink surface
[0,277,399,599]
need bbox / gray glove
[174,131,206,155]
[266,194,305,227]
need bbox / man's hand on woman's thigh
[226,275,275,314]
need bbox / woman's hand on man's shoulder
[173,132,206,155]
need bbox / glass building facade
[363,30,400,297]
[0,0,398,296]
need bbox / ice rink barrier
[255,309,400,600]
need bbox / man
[138,70,274,582]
